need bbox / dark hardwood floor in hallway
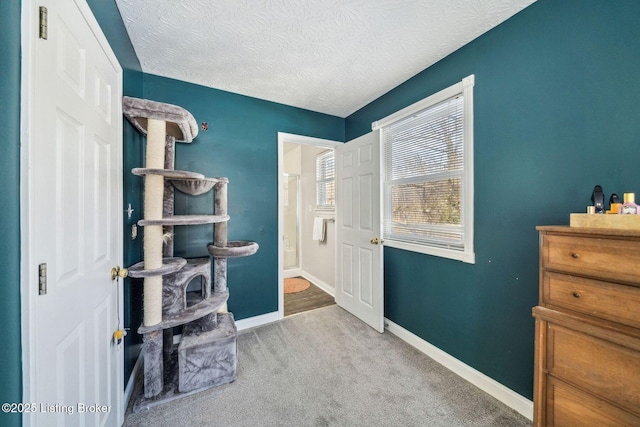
[284,280,335,317]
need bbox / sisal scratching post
[143,119,166,326]
[142,118,166,398]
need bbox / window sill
[383,239,475,264]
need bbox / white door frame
[277,132,341,319]
[20,0,124,425]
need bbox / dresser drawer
[546,376,640,426]
[543,271,640,328]
[547,323,640,415]
[541,234,640,284]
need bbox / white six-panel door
[335,130,384,333]
[24,0,123,425]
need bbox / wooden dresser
[533,226,640,426]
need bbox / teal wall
[0,1,23,426]
[85,0,142,74]
[143,75,345,319]
[346,0,640,399]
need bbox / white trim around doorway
[276,132,341,320]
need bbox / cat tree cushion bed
[207,241,259,258]
[123,96,198,143]
[171,178,219,196]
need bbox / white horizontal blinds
[316,149,335,208]
[383,94,465,249]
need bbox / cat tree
[123,96,258,411]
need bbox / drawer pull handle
[572,292,581,298]
[571,252,580,259]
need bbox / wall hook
[125,203,134,219]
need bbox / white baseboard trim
[301,270,335,297]
[385,318,533,421]
[283,268,302,279]
[236,311,280,331]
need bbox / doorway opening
[277,133,341,318]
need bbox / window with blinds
[316,149,335,209]
[377,75,474,263]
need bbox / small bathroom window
[316,149,335,210]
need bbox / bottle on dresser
[618,192,640,214]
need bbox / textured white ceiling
[116,0,536,117]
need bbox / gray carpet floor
[124,305,531,426]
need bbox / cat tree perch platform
[123,97,198,142]
[123,96,258,411]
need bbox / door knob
[370,237,380,245]
[111,266,128,281]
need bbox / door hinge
[39,6,48,40]
[38,263,47,295]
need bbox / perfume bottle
[618,193,639,214]
[607,193,622,214]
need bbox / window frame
[315,148,336,211]
[372,75,475,264]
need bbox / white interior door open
[335,130,384,332]
[23,0,123,425]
